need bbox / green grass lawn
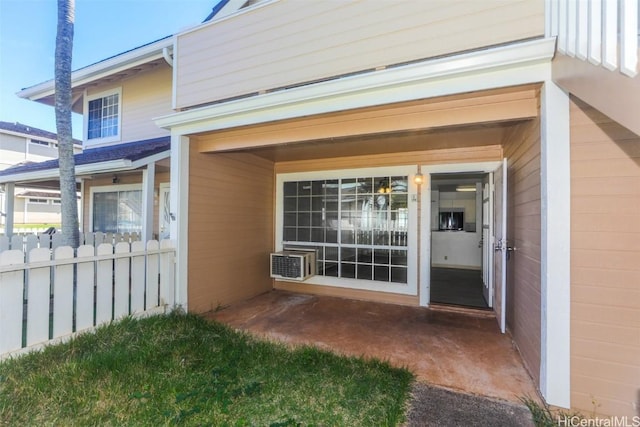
[0,312,414,426]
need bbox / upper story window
[85,88,121,144]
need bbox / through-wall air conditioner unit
[270,250,316,281]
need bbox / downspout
[162,47,173,67]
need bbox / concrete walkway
[406,383,534,426]
[207,290,539,404]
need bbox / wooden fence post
[0,250,25,353]
[76,245,95,331]
[95,243,113,324]
[53,246,74,338]
[113,242,130,319]
[26,248,51,346]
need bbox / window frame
[89,183,142,234]
[275,166,418,296]
[83,87,122,146]
[29,139,53,148]
[27,198,49,204]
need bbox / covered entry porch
[160,68,570,405]
[208,290,539,403]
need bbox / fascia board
[156,37,556,133]
[129,150,171,169]
[18,38,173,101]
[0,159,132,184]
[178,0,279,37]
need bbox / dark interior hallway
[430,267,489,309]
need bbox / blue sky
[0,0,217,139]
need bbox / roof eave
[17,38,174,101]
[0,148,170,184]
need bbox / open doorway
[429,173,489,309]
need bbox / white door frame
[481,173,494,308]
[419,161,501,307]
[493,158,508,333]
[159,182,170,240]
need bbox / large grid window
[87,92,119,140]
[282,176,409,284]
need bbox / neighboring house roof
[16,191,62,199]
[0,121,82,146]
[0,137,170,182]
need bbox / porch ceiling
[235,121,526,163]
[193,84,541,157]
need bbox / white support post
[78,178,84,232]
[4,183,14,237]
[540,81,571,408]
[141,163,155,243]
[170,133,189,310]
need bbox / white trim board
[156,38,555,134]
[539,81,571,409]
[170,134,190,310]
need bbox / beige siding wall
[82,170,169,236]
[188,145,274,313]
[502,119,542,387]
[570,98,640,417]
[13,198,61,224]
[175,0,544,109]
[0,133,59,169]
[85,65,171,145]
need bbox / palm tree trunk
[55,0,79,248]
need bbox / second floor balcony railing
[549,0,639,77]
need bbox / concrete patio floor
[206,290,540,404]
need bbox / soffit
[194,84,540,156]
[35,59,168,112]
[207,121,524,163]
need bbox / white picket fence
[0,239,175,359]
[0,231,141,255]
[0,226,53,235]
